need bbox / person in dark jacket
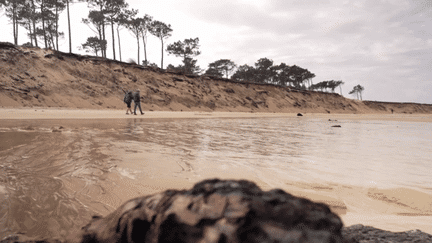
[133,89,144,115]
[123,91,133,115]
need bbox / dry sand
[2,107,432,122]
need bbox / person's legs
[134,102,138,115]
[138,102,144,115]
[126,103,132,114]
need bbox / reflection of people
[133,89,144,115]
[123,90,133,115]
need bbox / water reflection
[0,117,431,239]
[113,117,432,189]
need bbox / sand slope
[1,43,431,114]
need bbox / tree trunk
[182,54,186,73]
[15,19,18,45]
[13,17,17,45]
[55,3,59,50]
[142,34,147,65]
[136,36,140,64]
[111,21,116,60]
[41,0,48,48]
[12,3,17,45]
[28,22,33,46]
[100,5,106,57]
[49,33,54,49]
[50,29,55,49]
[31,0,38,47]
[46,31,51,49]
[98,26,103,56]
[67,0,71,53]
[102,18,106,57]
[117,27,122,61]
[160,37,164,69]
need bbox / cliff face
[1,43,431,114]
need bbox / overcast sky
[1,0,431,104]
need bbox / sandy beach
[2,107,432,122]
[1,107,432,239]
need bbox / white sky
[1,0,431,104]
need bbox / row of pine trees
[0,0,363,98]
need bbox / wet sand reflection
[0,117,432,238]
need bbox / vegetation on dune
[205,59,236,79]
[349,84,365,100]
[166,37,201,75]
[310,80,344,94]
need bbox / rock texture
[76,178,345,243]
[342,224,432,243]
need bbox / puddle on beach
[0,117,432,239]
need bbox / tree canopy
[166,37,201,74]
[149,20,172,69]
[310,80,344,93]
[139,14,153,65]
[167,37,201,59]
[349,84,365,100]
[231,58,315,89]
[81,36,106,56]
[205,59,236,78]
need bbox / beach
[2,45,432,241]
[1,108,432,240]
[2,107,432,121]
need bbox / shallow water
[0,117,431,239]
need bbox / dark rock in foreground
[3,179,432,243]
[77,178,345,243]
[342,224,432,243]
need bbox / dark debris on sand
[342,224,432,243]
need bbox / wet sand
[2,107,432,122]
[1,108,432,239]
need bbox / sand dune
[1,43,432,115]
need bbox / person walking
[133,89,144,115]
[123,90,133,115]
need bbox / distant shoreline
[1,107,432,122]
